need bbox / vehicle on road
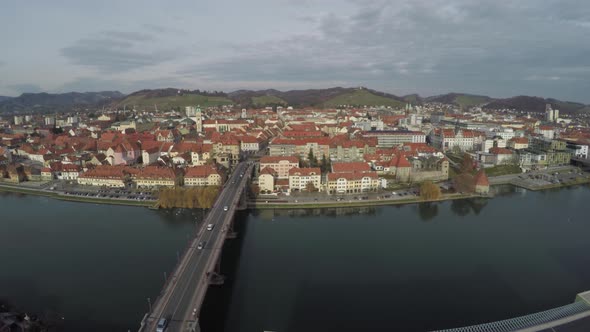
[197,242,205,250]
[156,317,168,332]
[223,206,228,211]
[207,223,214,231]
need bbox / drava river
[1,185,590,332]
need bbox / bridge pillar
[186,319,202,332]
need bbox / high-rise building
[545,104,554,122]
[13,115,23,125]
[44,116,56,126]
[545,104,559,122]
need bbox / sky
[1,0,590,103]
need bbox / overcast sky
[1,0,589,102]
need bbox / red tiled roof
[184,165,221,178]
[260,156,299,164]
[332,162,371,173]
[474,169,490,186]
[327,171,378,181]
[288,167,321,176]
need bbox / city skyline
[1,0,590,103]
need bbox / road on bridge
[141,162,251,332]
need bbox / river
[1,185,590,331]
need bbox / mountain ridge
[1,88,588,113]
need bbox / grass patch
[485,165,521,176]
[323,89,404,108]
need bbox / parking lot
[62,188,157,201]
[513,168,590,189]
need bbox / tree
[305,181,317,192]
[453,173,475,193]
[460,153,474,174]
[420,181,441,200]
[320,154,331,173]
[308,148,318,167]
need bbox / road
[142,162,251,332]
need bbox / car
[207,223,214,231]
[156,317,168,332]
[197,242,205,250]
[223,205,228,211]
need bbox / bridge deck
[139,162,252,332]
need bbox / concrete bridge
[138,161,252,332]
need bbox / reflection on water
[252,207,379,220]
[418,202,439,221]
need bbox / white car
[207,223,214,231]
[223,206,228,211]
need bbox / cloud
[8,83,42,94]
[60,30,178,73]
[173,0,590,102]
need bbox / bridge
[139,161,253,332]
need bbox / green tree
[305,181,317,192]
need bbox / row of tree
[157,186,220,209]
[299,149,332,173]
[453,153,476,193]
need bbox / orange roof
[327,171,378,181]
[332,162,371,173]
[260,156,299,164]
[474,169,490,186]
[288,167,321,176]
[184,165,221,178]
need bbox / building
[361,131,426,148]
[527,137,572,167]
[135,166,176,188]
[326,172,379,194]
[184,165,223,187]
[430,128,477,152]
[288,167,321,192]
[507,137,529,150]
[258,167,276,193]
[474,169,490,194]
[545,104,559,123]
[77,165,132,188]
[185,106,203,132]
[259,156,299,179]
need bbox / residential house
[184,165,223,187]
[259,156,299,179]
[288,167,322,192]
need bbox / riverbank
[0,182,153,207]
[249,193,480,209]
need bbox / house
[135,166,176,188]
[474,169,490,194]
[155,129,180,142]
[331,161,372,174]
[184,165,223,187]
[77,165,133,188]
[489,147,515,165]
[507,137,529,150]
[259,156,299,179]
[326,171,379,194]
[288,167,322,192]
[258,167,276,193]
[239,135,260,153]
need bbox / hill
[425,93,492,108]
[115,88,233,111]
[0,96,12,102]
[227,89,287,107]
[228,87,407,108]
[483,96,587,113]
[322,88,405,108]
[0,91,123,113]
